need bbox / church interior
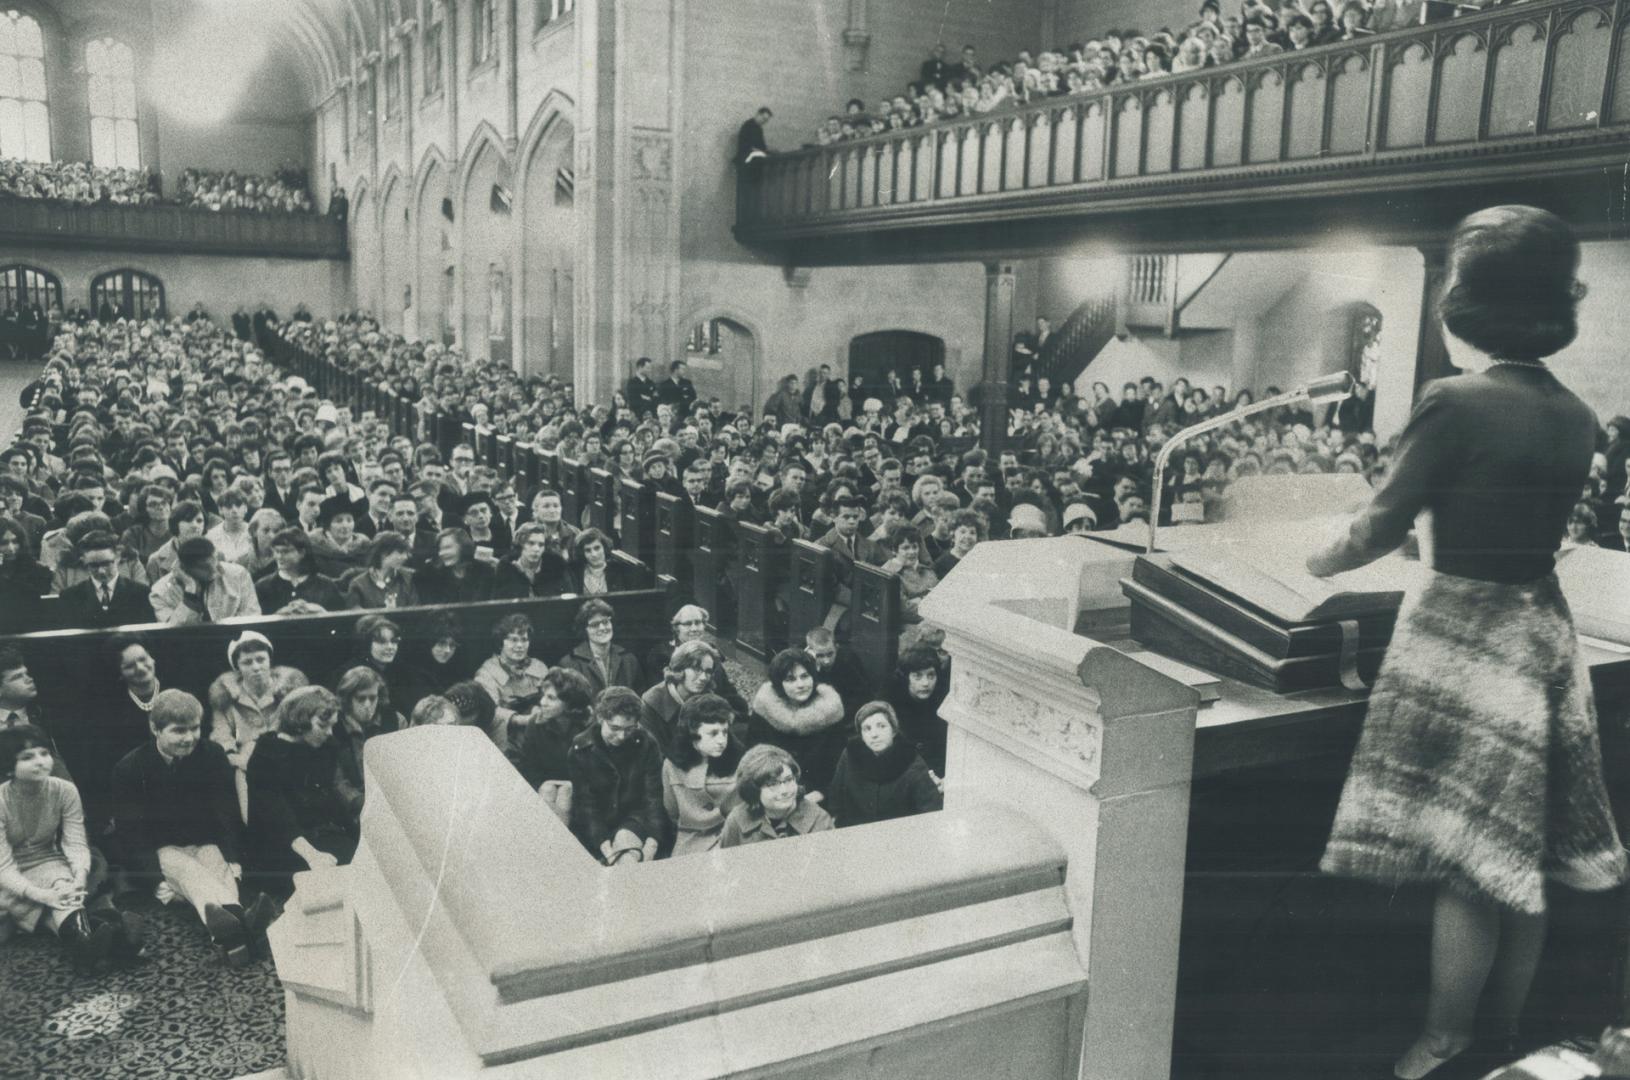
[2,0,1630,1078]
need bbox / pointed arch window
[471,0,494,66]
[385,38,402,118]
[0,10,50,162]
[0,264,61,313]
[534,0,574,33]
[422,5,444,96]
[87,38,139,169]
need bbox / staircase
[1035,292,1118,392]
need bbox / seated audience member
[747,648,846,793]
[662,693,746,857]
[932,508,983,579]
[887,646,950,775]
[109,690,275,967]
[150,537,261,625]
[255,528,345,615]
[518,486,578,553]
[1007,501,1051,540]
[408,695,461,727]
[443,681,499,745]
[824,701,943,828]
[718,744,834,848]
[53,511,148,594]
[56,530,156,630]
[560,599,643,697]
[0,725,137,971]
[803,627,870,723]
[566,527,637,596]
[567,687,666,865]
[0,647,72,780]
[881,524,939,623]
[350,614,423,715]
[644,605,753,716]
[205,490,255,568]
[818,496,888,590]
[412,611,471,695]
[345,531,419,609]
[78,634,165,838]
[145,500,207,584]
[417,527,495,605]
[120,485,175,567]
[311,496,368,578]
[209,631,309,819]
[493,522,570,599]
[332,666,401,795]
[512,667,595,823]
[1062,500,1097,535]
[244,687,361,898]
[0,516,51,633]
[474,614,551,753]
[640,640,727,750]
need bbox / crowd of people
[812,0,1503,143]
[3,293,1628,976]
[0,158,160,207]
[174,164,315,214]
[0,157,316,214]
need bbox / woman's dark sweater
[245,734,360,874]
[1314,366,1595,584]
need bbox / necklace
[1491,359,1547,369]
[129,683,158,712]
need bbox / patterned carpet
[0,895,285,1080]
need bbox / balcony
[0,199,348,260]
[737,0,1630,261]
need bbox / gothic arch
[678,306,766,413]
[519,100,575,379]
[349,181,381,316]
[456,119,512,195]
[460,138,511,363]
[378,166,409,334]
[414,153,453,344]
[831,317,964,378]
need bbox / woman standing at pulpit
[1307,205,1627,1080]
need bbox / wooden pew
[480,428,499,469]
[434,413,462,462]
[557,456,586,530]
[851,560,904,693]
[618,477,655,570]
[733,521,788,661]
[692,506,734,634]
[516,443,540,493]
[535,447,558,497]
[588,468,619,540]
[788,540,837,648]
[654,492,695,609]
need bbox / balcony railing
[0,199,348,259]
[738,0,1630,244]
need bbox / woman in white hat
[208,631,309,820]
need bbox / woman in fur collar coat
[746,648,846,793]
[824,702,943,828]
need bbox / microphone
[1144,370,1358,553]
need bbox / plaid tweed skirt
[1321,570,1628,914]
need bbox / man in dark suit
[625,357,659,419]
[262,450,298,521]
[920,43,951,88]
[657,360,698,418]
[735,107,773,167]
[57,532,156,630]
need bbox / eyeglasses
[587,619,614,630]
[83,559,117,570]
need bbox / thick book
[1165,547,1406,625]
[1132,555,1395,661]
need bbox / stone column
[980,260,1016,455]
[574,0,683,404]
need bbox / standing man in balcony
[735,107,773,169]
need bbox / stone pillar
[574,0,683,404]
[926,539,1202,1080]
[980,260,1016,455]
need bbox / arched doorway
[350,186,379,317]
[680,316,757,412]
[379,176,409,335]
[847,330,945,401]
[461,139,512,366]
[521,116,573,380]
[91,269,164,320]
[415,159,452,345]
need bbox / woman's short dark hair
[570,527,610,566]
[767,648,817,704]
[574,597,615,637]
[734,743,799,813]
[493,612,533,645]
[542,666,595,719]
[276,686,340,736]
[366,530,411,568]
[168,500,204,535]
[669,693,739,769]
[592,685,644,725]
[665,639,721,685]
[0,724,51,776]
[355,613,401,645]
[897,645,941,678]
[1439,205,1585,361]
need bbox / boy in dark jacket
[566,687,666,864]
[109,689,275,965]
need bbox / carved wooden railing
[0,198,348,259]
[1034,291,1118,390]
[738,0,1630,237]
